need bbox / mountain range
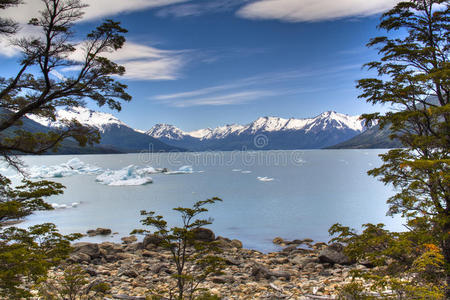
[25,107,183,153]
[7,107,398,154]
[146,111,375,150]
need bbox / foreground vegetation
[331,0,449,298]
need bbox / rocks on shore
[318,243,354,265]
[87,228,112,237]
[44,229,372,299]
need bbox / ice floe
[27,158,103,179]
[232,169,242,172]
[241,170,252,174]
[1,158,196,187]
[51,202,80,209]
[257,176,275,182]
[95,165,155,186]
[165,165,194,175]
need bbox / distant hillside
[327,124,402,149]
[27,107,184,153]
[1,108,183,154]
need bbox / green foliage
[335,0,450,297]
[133,197,225,300]
[39,264,111,300]
[0,174,64,223]
[0,224,81,298]
[337,282,377,300]
[329,223,445,296]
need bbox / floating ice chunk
[257,176,275,182]
[232,169,242,172]
[165,165,194,175]
[27,158,102,179]
[179,165,193,172]
[51,202,80,209]
[241,170,252,174]
[95,165,153,186]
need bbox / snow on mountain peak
[27,106,127,132]
[146,124,187,140]
[146,111,368,141]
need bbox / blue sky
[0,0,399,131]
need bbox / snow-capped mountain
[27,107,127,132]
[27,107,183,153]
[146,111,372,150]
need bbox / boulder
[251,263,291,281]
[230,239,243,248]
[87,228,112,237]
[72,242,101,259]
[121,236,137,244]
[192,228,215,242]
[118,268,139,278]
[319,243,353,265]
[272,237,284,245]
[99,242,123,254]
[68,252,91,263]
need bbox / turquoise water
[17,150,402,252]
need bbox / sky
[0,0,399,131]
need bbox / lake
[15,150,402,252]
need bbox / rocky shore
[37,231,374,299]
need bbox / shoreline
[31,231,375,299]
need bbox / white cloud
[154,64,359,107]
[63,41,188,81]
[0,0,189,24]
[237,0,399,22]
[165,90,275,107]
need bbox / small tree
[39,265,111,300]
[0,224,81,298]
[332,0,449,297]
[132,197,225,300]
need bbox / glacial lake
[15,150,403,252]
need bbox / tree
[0,0,131,163]
[334,0,448,297]
[0,224,82,298]
[0,0,131,296]
[0,0,21,35]
[132,197,225,300]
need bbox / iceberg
[27,158,103,179]
[257,176,275,182]
[95,165,154,186]
[165,165,194,175]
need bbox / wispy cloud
[156,0,248,18]
[0,0,189,24]
[237,0,399,22]
[167,90,275,107]
[154,64,360,107]
[0,1,191,81]
[89,42,189,81]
